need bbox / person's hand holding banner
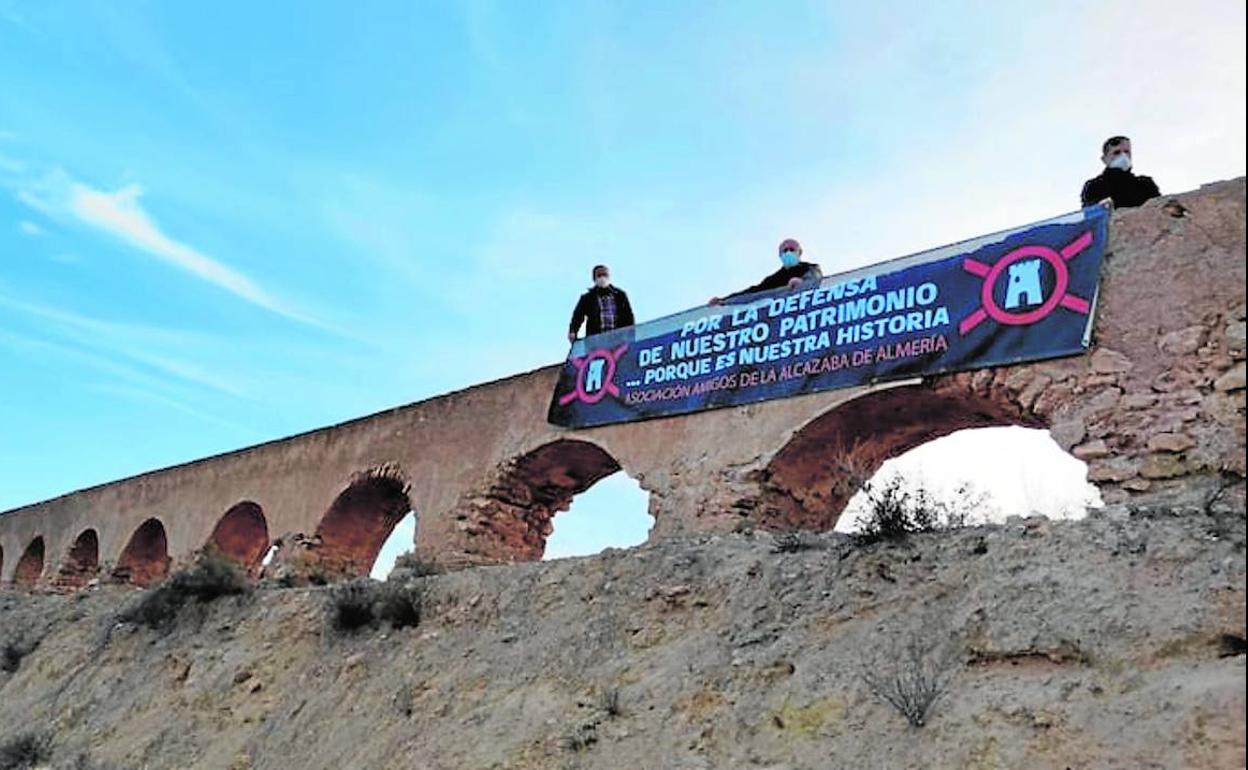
[550,206,1109,429]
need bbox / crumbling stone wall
[13,537,44,588]
[1042,192,1245,508]
[52,529,100,590]
[446,440,623,565]
[206,502,270,577]
[1,179,1243,585]
[720,183,1246,530]
[311,467,413,577]
[111,518,170,588]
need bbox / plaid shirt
[570,286,634,337]
[596,292,618,331]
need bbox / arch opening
[835,426,1100,534]
[14,537,45,588]
[544,470,653,560]
[759,378,1085,531]
[57,529,100,588]
[0,544,4,585]
[315,468,413,577]
[114,519,170,587]
[207,502,270,575]
[460,439,628,563]
[370,511,417,579]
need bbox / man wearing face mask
[1080,136,1160,209]
[708,238,822,305]
[568,265,636,342]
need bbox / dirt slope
[1,509,1244,770]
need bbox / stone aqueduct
[1,179,1245,589]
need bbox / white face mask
[594,276,610,289]
[1107,153,1132,171]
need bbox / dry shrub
[859,628,961,728]
[0,633,38,674]
[116,555,250,631]
[326,579,424,634]
[0,731,51,770]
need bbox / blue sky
[2,2,1245,565]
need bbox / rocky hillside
[1,508,1244,770]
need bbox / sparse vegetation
[859,628,961,728]
[64,754,119,770]
[560,722,598,753]
[597,687,622,718]
[770,531,816,554]
[1203,471,1244,517]
[327,580,376,632]
[115,555,251,631]
[375,582,423,629]
[0,632,38,674]
[823,449,989,545]
[391,551,443,578]
[852,474,988,545]
[326,579,425,634]
[1218,633,1247,658]
[394,683,415,718]
[0,731,51,770]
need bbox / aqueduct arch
[14,537,45,588]
[114,519,170,587]
[758,372,1048,530]
[0,178,1242,587]
[448,439,627,563]
[56,529,100,589]
[313,468,413,576]
[207,502,269,575]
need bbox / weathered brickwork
[2,179,1243,588]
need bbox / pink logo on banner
[959,230,1094,336]
[560,344,629,406]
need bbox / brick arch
[207,502,269,575]
[756,373,1048,530]
[14,536,45,588]
[455,439,624,563]
[314,467,414,576]
[56,528,100,589]
[114,518,170,587]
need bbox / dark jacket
[1080,168,1160,209]
[569,285,635,337]
[725,261,822,301]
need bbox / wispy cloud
[0,290,250,398]
[17,219,43,236]
[1,323,251,435]
[67,181,310,321]
[0,0,22,27]
[8,166,320,325]
[0,325,246,430]
[83,382,254,435]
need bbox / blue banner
[549,206,1109,428]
